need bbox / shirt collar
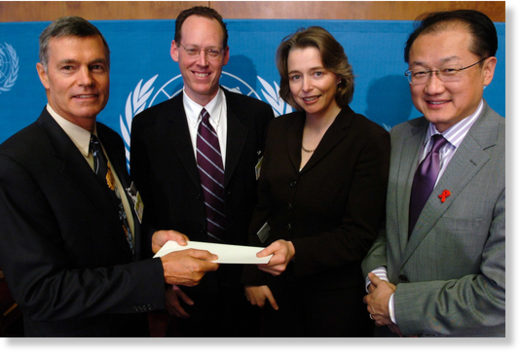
[46,103,96,157]
[183,87,224,126]
[425,99,484,148]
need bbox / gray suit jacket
[362,102,505,336]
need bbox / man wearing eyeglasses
[362,9,504,336]
[130,6,274,336]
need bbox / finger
[188,249,219,262]
[166,230,189,245]
[257,264,281,276]
[368,282,376,291]
[265,291,279,311]
[174,285,194,306]
[256,243,277,258]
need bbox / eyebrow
[57,58,107,65]
[410,56,460,67]
[288,66,325,74]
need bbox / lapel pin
[438,189,451,203]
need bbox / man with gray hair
[0,16,218,336]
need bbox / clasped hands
[364,272,402,336]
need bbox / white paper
[153,240,272,264]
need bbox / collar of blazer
[286,106,355,174]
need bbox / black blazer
[245,107,390,290]
[0,108,166,336]
[130,88,273,287]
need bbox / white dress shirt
[183,88,227,168]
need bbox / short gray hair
[39,16,110,69]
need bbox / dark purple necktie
[408,134,447,236]
[196,108,226,241]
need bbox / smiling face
[287,46,340,120]
[408,24,496,132]
[36,35,109,131]
[170,15,229,106]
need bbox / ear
[221,46,230,66]
[170,40,179,62]
[482,56,497,86]
[36,62,50,90]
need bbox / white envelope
[153,240,272,264]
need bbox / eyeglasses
[404,57,489,85]
[179,44,224,59]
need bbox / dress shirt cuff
[365,266,389,292]
[389,293,396,324]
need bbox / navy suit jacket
[130,88,273,290]
[0,108,165,336]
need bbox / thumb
[257,243,275,258]
[368,272,382,286]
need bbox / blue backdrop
[0,19,505,162]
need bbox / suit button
[288,203,293,210]
[288,223,292,230]
[398,275,409,282]
[289,181,297,188]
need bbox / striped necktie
[90,135,134,254]
[196,108,226,241]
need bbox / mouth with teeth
[301,95,320,103]
[193,71,210,78]
[73,94,98,100]
[425,98,450,107]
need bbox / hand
[151,230,189,254]
[256,239,295,276]
[364,272,396,327]
[165,285,194,319]
[245,285,279,310]
[160,249,218,286]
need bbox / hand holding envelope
[154,241,273,264]
[151,230,218,286]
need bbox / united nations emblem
[119,72,293,167]
[0,43,19,94]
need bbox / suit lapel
[37,111,117,223]
[223,91,247,188]
[287,113,305,172]
[395,121,428,255]
[164,95,201,188]
[401,107,497,266]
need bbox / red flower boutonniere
[438,189,451,203]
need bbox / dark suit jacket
[362,102,505,336]
[130,88,273,289]
[243,107,389,334]
[0,108,166,336]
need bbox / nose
[423,70,445,95]
[77,66,94,86]
[302,75,312,92]
[196,49,208,66]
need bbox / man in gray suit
[362,9,504,336]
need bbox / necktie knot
[200,108,210,124]
[430,134,447,154]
